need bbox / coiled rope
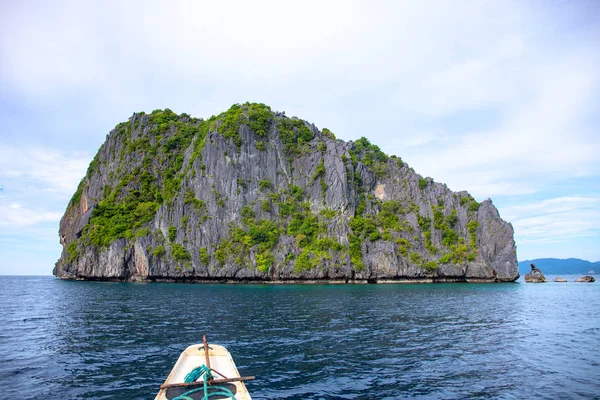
[172,364,236,400]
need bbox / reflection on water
[0,277,598,399]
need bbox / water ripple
[0,278,599,399]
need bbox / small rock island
[576,276,595,283]
[54,103,519,283]
[525,263,547,283]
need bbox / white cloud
[0,145,90,198]
[0,202,62,226]
[391,35,527,117]
[399,48,600,199]
[0,1,359,98]
[0,1,533,106]
[0,223,63,275]
[500,197,600,245]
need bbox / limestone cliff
[54,103,519,282]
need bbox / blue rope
[184,365,210,383]
[172,365,236,400]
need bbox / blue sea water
[0,276,598,399]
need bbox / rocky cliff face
[54,103,519,282]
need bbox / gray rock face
[524,263,547,283]
[575,276,595,282]
[53,104,519,283]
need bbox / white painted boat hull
[155,343,252,400]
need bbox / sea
[0,275,598,399]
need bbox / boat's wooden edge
[161,375,256,390]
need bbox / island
[54,103,519,283]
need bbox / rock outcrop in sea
[53,103,519,283]
[576,276,595,282]
[524,263,547,283]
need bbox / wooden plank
[203,335,211,371]
[160,376,256,390]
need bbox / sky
[1,0,599,275]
